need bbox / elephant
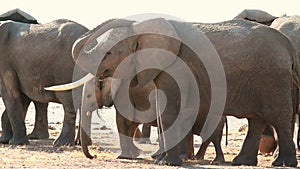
[234,9,300,148]
[59,18,298,166]
[0,9,49,139]
[0,19,89,146]
[0,9,50,140]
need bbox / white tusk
[44,73,95,91]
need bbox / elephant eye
[87,94,91,98]
[99,81,104,89]
[135,42,139,50]
[106,51,111,55]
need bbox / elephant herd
[0,9,300,167]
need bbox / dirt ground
[0,99,299,168]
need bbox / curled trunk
[80,110,94,159]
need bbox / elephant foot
[232,154,257,166]
[28,129,49,139]
[0,133,12,144]
[74,137,80,145]
[118,147,141,159]
[138,138,151,144]
[211,157,226,165]
[74,135,91,146]
[156,153,183,166]
[179,152,194,160]
[194,154,204,160]
[9,137,29,145]
[272,155,297,167]
[53,134,75,147]
[151,147,165,159]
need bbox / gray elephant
[57,18,298,166]
[235,9,300,147]
[0,9,50,140]
[0,19,88,146]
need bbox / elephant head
[72,18,181,87]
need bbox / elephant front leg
[138,124,151,144]
[53,107,76,146]
[232,117,266,166]
[116,112,141,159]
[154,103,187,166]
[28,102,49,139]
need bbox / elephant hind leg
[232,117,266,166]
[28,102,49,139]
[195,117,225,164]
[211,117,226,164]
[271,121,297,167]
[0,71,29,145]
[53,105,76,146]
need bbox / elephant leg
[28,102,49,139]
[155,109,183,166]
[152,125,165,159]
[116,111,141,159]
[179,131,194,160]
[53,105,76,146]
[232,117,266,166]
[0,93,32,143]
[211,117,225,164]
[195,137,211,160]
[0,110,12,144]
[271,120,297,166]
[0,72,29,145]
[195,116,225,164]
[75,118,81,145]
[138,124,151,144]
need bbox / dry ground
[0,99,299,168]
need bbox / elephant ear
[72,19,134,75]
[132,18,181,86]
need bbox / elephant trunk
[72,19,133,76]
[80,79,98,159]
[80,110,95,159]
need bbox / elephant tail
[225,116,228,146]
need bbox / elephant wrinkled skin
[0,20,88,146]
[70,18,298,167]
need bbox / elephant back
[271,16,300,85]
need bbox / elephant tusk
[44,73,95,91]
